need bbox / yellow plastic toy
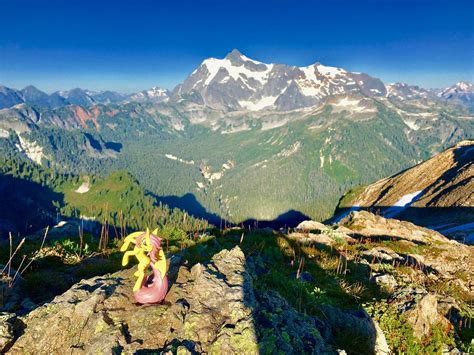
[121,228,168,304]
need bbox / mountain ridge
[336,140,474,243]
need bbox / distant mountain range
[0,49,472,112]
[0,85,131,110]
[0,83,171,110]
[0,49,473,224]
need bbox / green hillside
[0,153,209,238]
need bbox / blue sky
[0,0,472,93]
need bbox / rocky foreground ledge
[3,245,391,354]
[1,211,472,353]
[4,247,336,353]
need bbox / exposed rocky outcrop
[8,247,334,353]
[340,211,473,285]
[338,211,473,347]
[291,221,356,247]
[319,304,389,354]
[344,141,473,209]
[296,220,327,232]
[283,212,472,351]
[404,293,451,339]
[370,273,398,292]
[288,231,355,248]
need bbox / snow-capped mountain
[173,49,387,111]
[438,81,474,110]
[0,52,472,113]
[440,81,473,97]
[129,87,170,103]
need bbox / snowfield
[384,190,423,218]
[202,57,273,87]
[331,97,377,114]
[393,191,424,207]
[239,95,278,111]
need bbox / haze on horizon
[0,0,473,93]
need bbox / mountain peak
[455,81,473,91]
[22,85,42,93]
[225,48,244,58]
[439,81,474,103]
[223,48,265,67]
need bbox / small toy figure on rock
[121,228,168,304]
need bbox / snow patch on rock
[200,160,234,184]
[384,190,423,218]
[239,95,278,111]
[196,181,206,190]
[165,154,195,165]
[331,97,376,114]
[404,120,420,131]
[172,121,185,131]
[316,64,346,77]
[202,57,274,87]
[393,191,423,207]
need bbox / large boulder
[340,211,474,292]
[404,294,451,339]
[9,247,333,353]
[319,304,389,354]
[296,220,327,232]
[340,211,448,244]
